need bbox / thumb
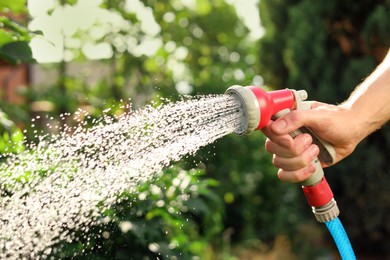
[270,108,321,135]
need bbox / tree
[259,0,390,257]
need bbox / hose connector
[302,177,340,222]
[312,199,340,223]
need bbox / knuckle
[310,101,323,109]
[287,135,309,157]
[287,110,302,124]
[294,169,311,182]
[296,155,311,168]
[289,143,303,157]
[298,146,317,166]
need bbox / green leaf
[0,16,30,40]
[0,29,14,47]
[0,0,26,14]
[0,41,35,63]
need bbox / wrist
[338,102,375,144]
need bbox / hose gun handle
[274,90,340,222]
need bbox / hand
[261,102,363,183]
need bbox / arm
[342,50,390,139]
[262,49,390,183]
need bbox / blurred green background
[0,0,389,259]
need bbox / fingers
[262,123,294,149]
[276,162,317,183]
[265,133,313,159]
[263,131,320,183]
[270,109,319,135]
[261,106,328,183]
[271,144,319,171]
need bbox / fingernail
[273,119,287,132]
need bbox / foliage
[0,0,26,14]
[0,0,36,63]
[45,167,224,259]
[259,0,390,256]
[0,109,25,154]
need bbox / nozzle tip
[225,85,260,135]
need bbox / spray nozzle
[225,85,306,135]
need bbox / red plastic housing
[301,177,334,207]
[248,86,295,129]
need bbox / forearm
[342,49,390,140]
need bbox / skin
[262,49,390,183]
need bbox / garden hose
[326,217,356,259]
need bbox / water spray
[225,85,356,259]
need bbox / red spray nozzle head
[225,85,306,135]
